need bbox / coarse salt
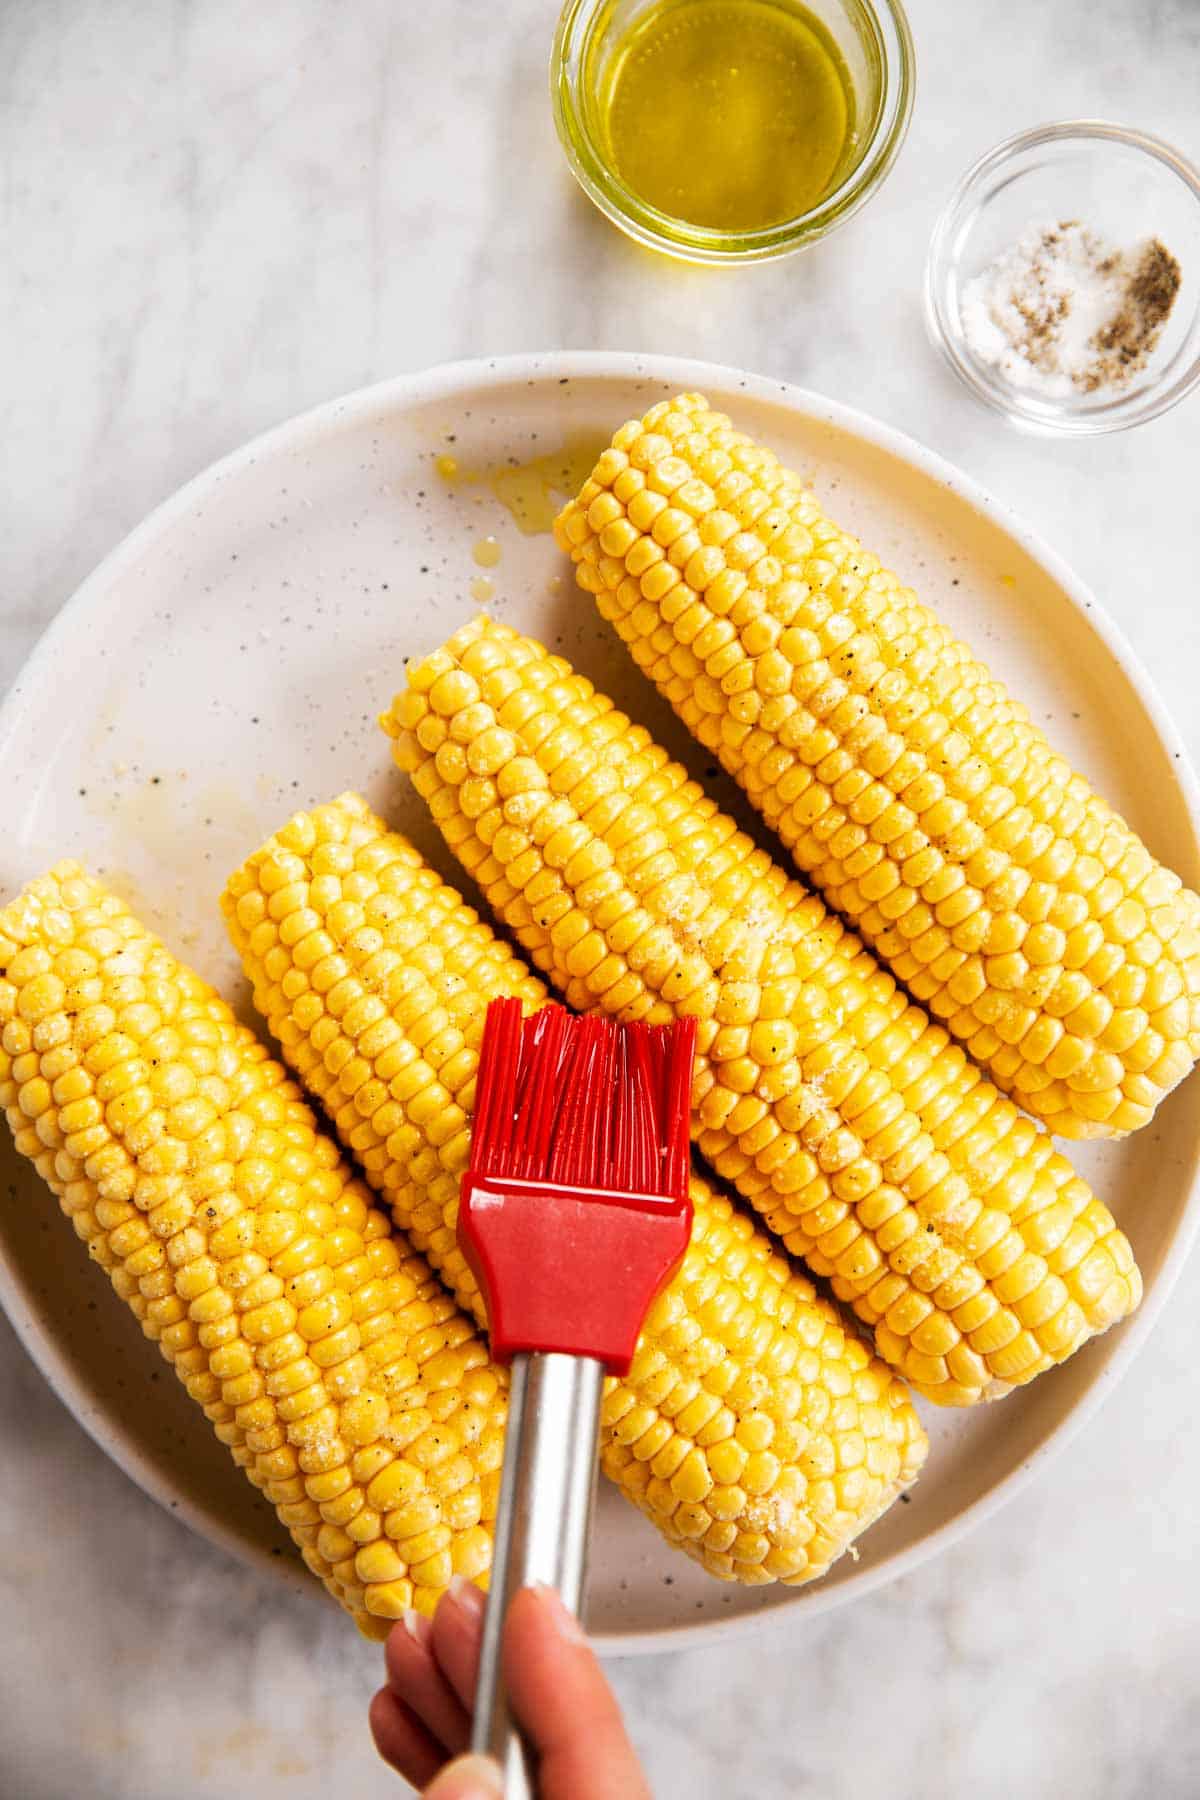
[960,220,1181,397]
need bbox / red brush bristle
[625,1026,657,1192]
[469,1001,696,1198]
[511,1005,571,1178]
[471,996,521,1179]
[659,1020,694,1198]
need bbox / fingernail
[401,1607,432,1647]
[446,1573,485,1618]
[424,1751,503,1799]
[529,1581,587,1645]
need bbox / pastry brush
[460,997,697,1797]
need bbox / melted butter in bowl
[602,0,855,234]
[553,0,914,262]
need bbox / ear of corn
[554,392,1200,1141]
[0,864,506,1638]
[223,795,927,1585]
[384,617,1141,1406]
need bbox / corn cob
[0,864,507,1638]
[222,795,927,1584]
[554,392,1200,1139]
[384,617,1141,1405]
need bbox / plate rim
[2,348,1198,1656]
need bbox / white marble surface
[2,2,1199,1795]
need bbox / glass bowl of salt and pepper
[925,121,1200,434]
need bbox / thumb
[425,1751,503,1799]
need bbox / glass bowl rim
[924,118,1200,436]
[550,0,916,266]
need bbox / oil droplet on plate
[473,536,502,568]
[488,433,608,535]
[425,432,608,535]
[470,575,495,603]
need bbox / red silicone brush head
[460,1000,696,1373]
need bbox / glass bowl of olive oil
[552,0,913,263]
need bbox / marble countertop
[3,2,1199,1795]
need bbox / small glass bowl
[925,121,1200,435]
[551,0,914,265]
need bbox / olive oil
[433,433,609,535]
[601,0,854,233]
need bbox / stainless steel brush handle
[471,1351,605,1798]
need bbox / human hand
[370,1577,650,1798]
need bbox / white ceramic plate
[2,353,1198,1655]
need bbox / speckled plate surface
[2,352,1198,1653]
